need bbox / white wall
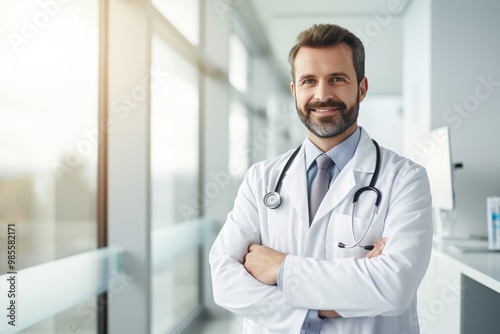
[358,95,403,155]
[430,0,500,236]
[402,0,432,154]
[404,0,500,237]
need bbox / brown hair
[288,24,365,84]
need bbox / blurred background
[1,0,500,333]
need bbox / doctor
[210,24,433,333]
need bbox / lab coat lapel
[281,147,309,230]
[312,129,377,224]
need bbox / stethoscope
[263,139,382,251]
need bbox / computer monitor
[423,126,455,211]
[420,126,458,237]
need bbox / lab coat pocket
[325,213,384,260]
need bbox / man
[210,24,432,333]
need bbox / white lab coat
[210,128,433,334]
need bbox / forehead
[294,44,355,76]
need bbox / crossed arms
[210,162,432,329]
[243,238,387,318]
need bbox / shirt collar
[304,127,361,171]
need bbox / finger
[375,237,386,248]
[364,247,377,258]
[248,244,258,252]
[368,241,381,255]
[365,240,385,258]
[374,240,386,254]
[375,239,385,252]
[372,238,386,252]
[368,249,381,259]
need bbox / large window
[228,32,252,180]
[0,0,99,332]
[152,0,200,46]
[0,0,268,332]
[228,100,250,177]
[150,35,199,226]
[229,34,249,93]
[150,33,200,333]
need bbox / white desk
[418,240,500,334]
[433,240,500,292]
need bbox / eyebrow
[297,74,315,82]
[330,71,352,79]
[297,71,352,82]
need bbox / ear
[290,81,296,98]
[358,77,368,102]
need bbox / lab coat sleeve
[282,164,433,317]
[209,164,308,331]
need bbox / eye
[302,78,315,85]
[331,77,345,83]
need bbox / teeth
[310,107,338,113]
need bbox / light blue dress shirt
[276,127,361,334]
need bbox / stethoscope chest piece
[263,191,281,209]
[263,145,302,209]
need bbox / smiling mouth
[310,107,340,113]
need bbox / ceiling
[238,0,414,95]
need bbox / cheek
[296,90,312,107]
[343,87,360,103]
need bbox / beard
[295,92,359,138]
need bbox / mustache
[306,99,346,110]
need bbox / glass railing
[0,218,214,333]
[0,247,123,333]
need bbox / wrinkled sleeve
[209,164,308,331]
[281,165,433,317]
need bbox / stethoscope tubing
[263,139,382,251]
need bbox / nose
[314,80,333,101]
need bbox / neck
[307,124,358,152]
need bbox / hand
[319,237,387,318]
[243,244,286,285]
[318,310,341,318]
[365,237,387,259]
